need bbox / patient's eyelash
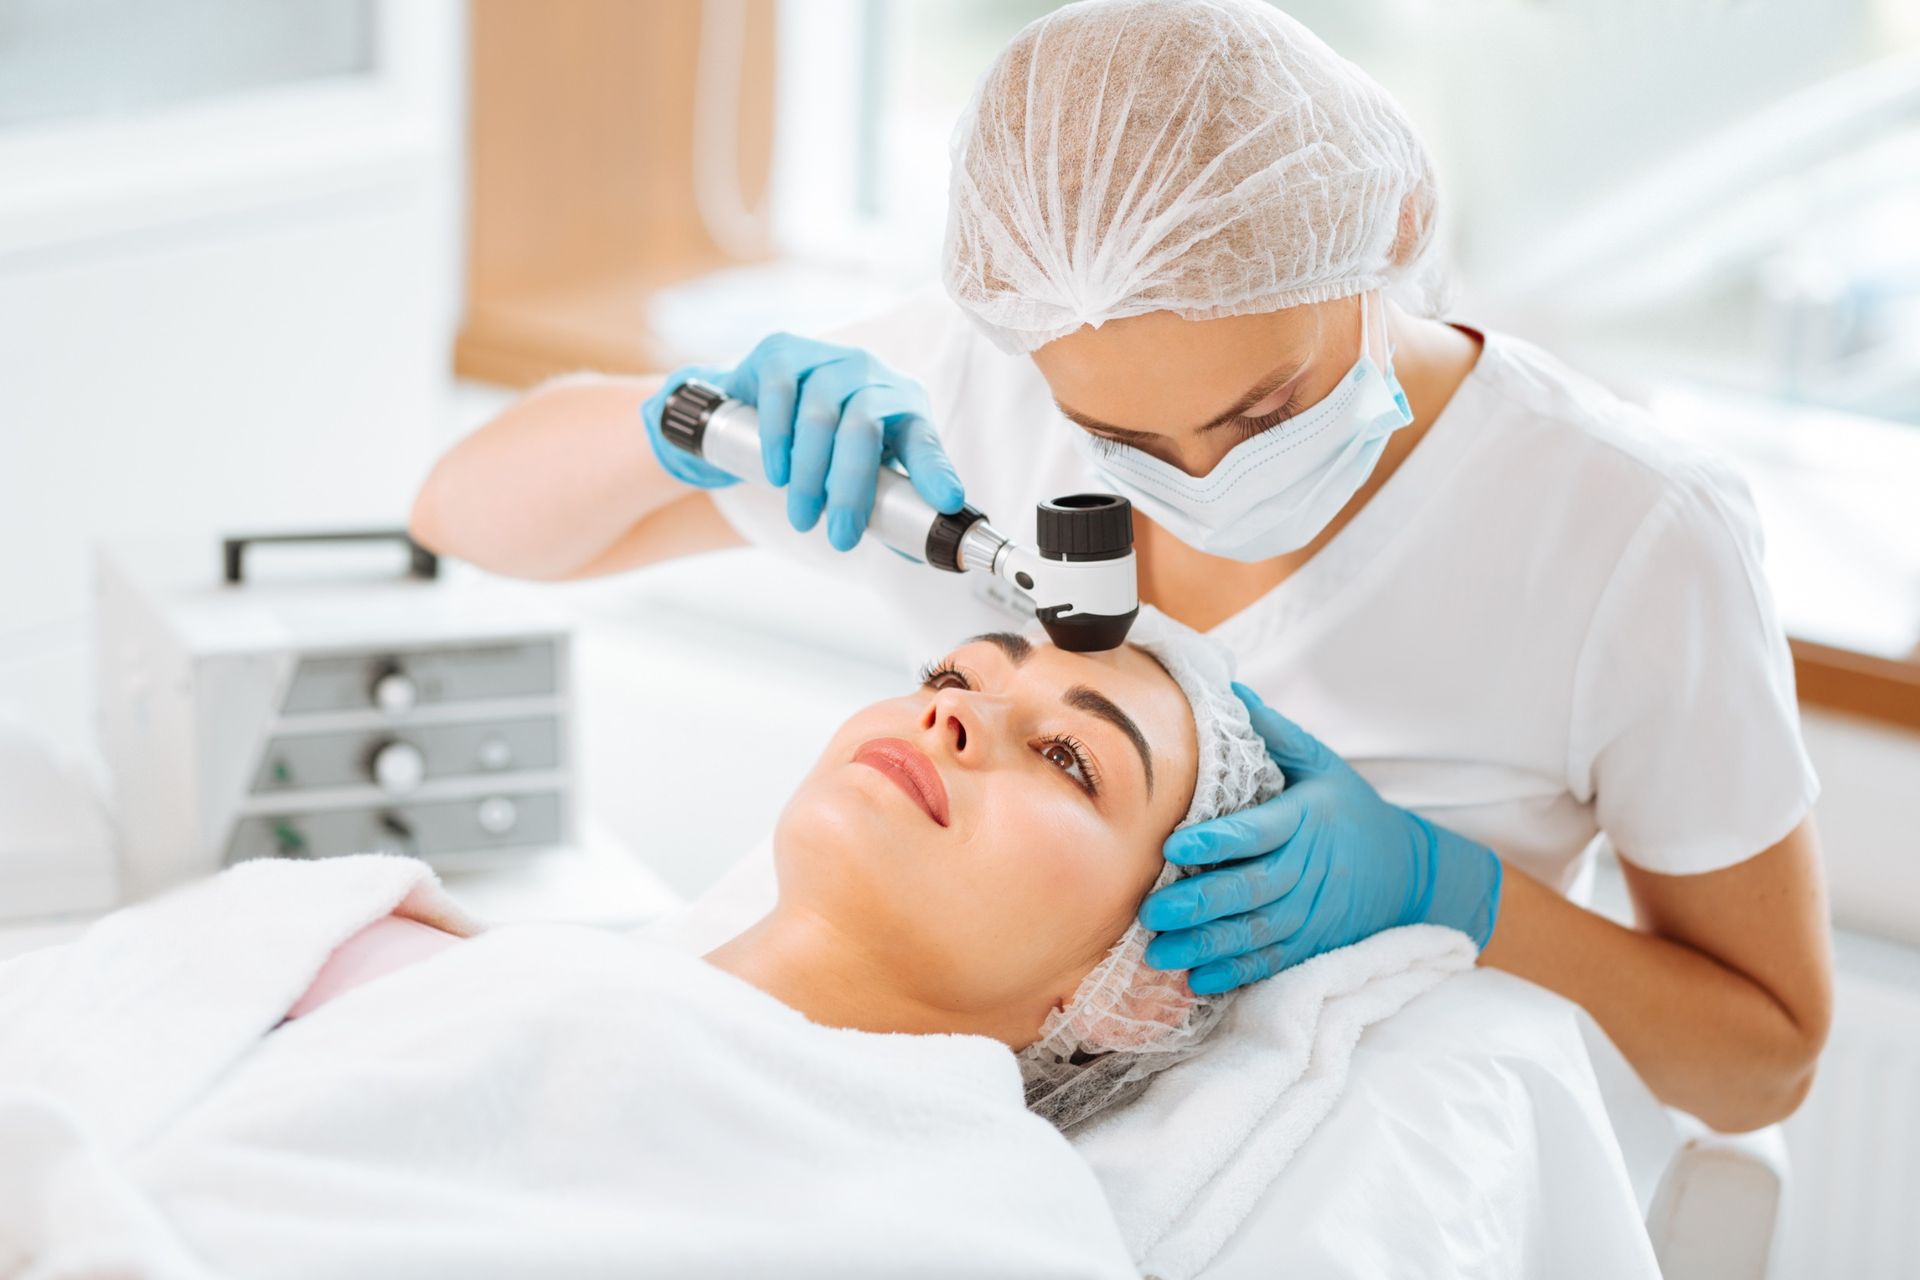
[921,660,1105,802]
[916,659,972,691]
[1038,733,1101,798]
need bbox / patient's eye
[913,658,1103,799]
[916,659,973,692]
[1038,735,1100,797]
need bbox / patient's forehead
[1057,639,1174,691]
[950,633,1164,682]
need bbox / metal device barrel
[662,381,988,571]
[658,380,1140,651]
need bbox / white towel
[1069,924,1478,1280]
[0,856,1136,1279]
[647,841,1481,1278]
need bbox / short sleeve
[1566,462,1819,874]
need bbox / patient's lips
[852,738,950,827]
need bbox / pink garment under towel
[285,913,464,1020]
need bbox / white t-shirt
[710,296,1818,890]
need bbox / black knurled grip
[661,380,726,456]
[923,504,987,573]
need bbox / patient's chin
[786,764,938,846]
[772,779,919,903]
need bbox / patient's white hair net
[943,0,1443,354]
[1018,608,1284,1130]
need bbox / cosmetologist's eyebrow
[1053,359,1308,440]
[1064,684,1154,795]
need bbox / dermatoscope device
[661,380,1140,652]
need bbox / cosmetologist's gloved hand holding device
[641,334,966,551]
[1140,682,1504,994]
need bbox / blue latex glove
[641,335,965,551]
[1140,682,1503,995]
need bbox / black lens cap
[1035,493,1133,562]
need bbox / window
[0,0,374,127]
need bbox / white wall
[0,2,465,770]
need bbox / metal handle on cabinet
[222,529,439,586]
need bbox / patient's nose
[922,687,985,761]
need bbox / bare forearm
[411,374,680,580]
[1480,861,1827,1132]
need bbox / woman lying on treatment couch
[0,612,1290,1280]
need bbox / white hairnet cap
[943,0,1442,354]
[1017,607,1284,1130]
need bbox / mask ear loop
[1368,288,1415,422]
[1361,288,1389,365]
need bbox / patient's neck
[706,909,1029,1046]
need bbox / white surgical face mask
[1069,293,1414,561]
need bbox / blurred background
[0,2,1916,1275]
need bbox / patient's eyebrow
[970,631,1032,666]
[960,633,1153,793]
[1065,684,1154,795]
